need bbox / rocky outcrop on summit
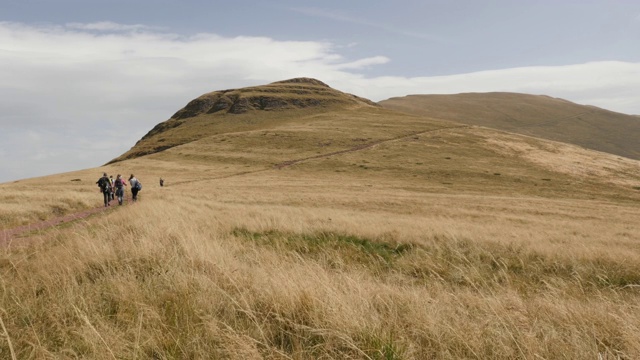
[272,77,331,87]
[170,78,377,120]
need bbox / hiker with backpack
[114,174,127,205]
[96,172,112,207]
[129,174,142,202]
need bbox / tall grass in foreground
[1,193,639,359]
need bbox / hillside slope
[110,78,378,163]
[380,92,640,160]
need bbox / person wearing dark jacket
[96,172,111,207]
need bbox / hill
[1,79,640,359]
[110,77,377,163]
[379,92,640,160]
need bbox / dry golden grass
[1,80,640,358]
[1,168,639,359]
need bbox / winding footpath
[0,206,108,246]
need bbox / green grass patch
[233,228,640,294]
[232,227,414,267]
[250,228,636,292]
[359,332,407,360]
[400,237,640,294]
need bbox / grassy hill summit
[380,92,640,160]
[1,78,640,359]
[111,77,378,162]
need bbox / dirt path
[273,125,468,169]
[1,206,105,246]
[2,125,469,246]
[0,197,133,247]
[170,125,470,187]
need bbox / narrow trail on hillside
[169,125,470,188]
[273,125,470,168]
[1,197,133,247]
[1,207,103,247]
[2,125,469,245]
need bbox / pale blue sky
[1,0,639,182]
[5,0,640,75]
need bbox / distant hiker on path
[160,177,164,187]
[129,174,142,202]
[114,174,127,205]
[96,172,111,207]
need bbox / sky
[1,0,639,183]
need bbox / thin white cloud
[334,56,390,69]
[290,7,446,42]
[336,61,640,112]
[0,21,638,183]
[65,21,155,32]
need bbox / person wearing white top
[128,174,141,202]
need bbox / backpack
[98,176,110,192]
[135,181,142,191]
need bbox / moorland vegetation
[380,92,640,160]
[1,78,639,359]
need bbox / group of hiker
[96,173,143,207]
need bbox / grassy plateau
[380,92,640,160]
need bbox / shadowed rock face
[172,94,329,119]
